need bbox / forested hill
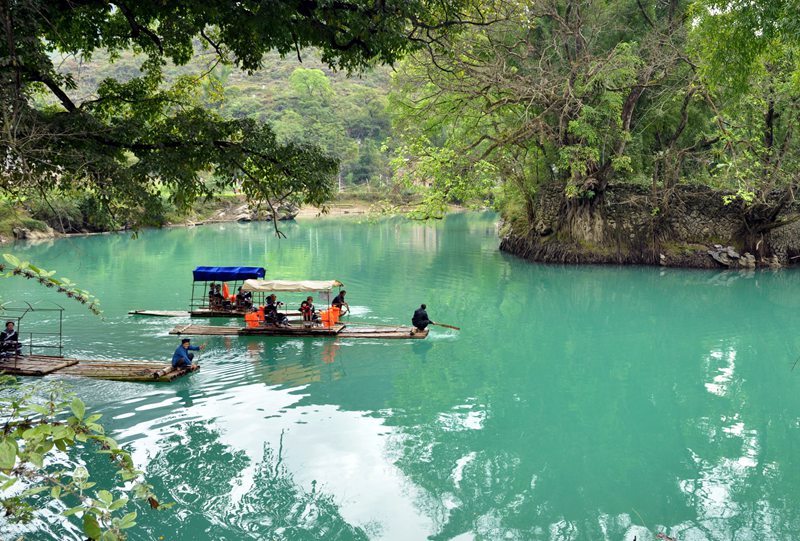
[57,48,393,189]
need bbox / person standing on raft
[412,304,435,333]
[172,338,204,370]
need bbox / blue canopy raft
[129,266,301,319]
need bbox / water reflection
[5,214,800,540]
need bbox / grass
[0,202,49,239]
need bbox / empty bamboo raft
[169,323,428,339]
[129,310,191,317]
[0,355,197,382]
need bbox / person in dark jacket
[412,304,434,332]
[0,321,21,356]
[265,294,289,326]
[331,290,349,314]
[172,338,204,369]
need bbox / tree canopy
[389,0,800,233]
[0,0,493,226]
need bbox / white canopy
[242,279,344,293]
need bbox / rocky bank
[500,183,800,269]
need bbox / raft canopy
[192,266,266,282]
[242,279,344,292]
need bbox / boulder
[739,252,756,268]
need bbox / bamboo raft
[169,323,428,339]
[129,310,191,317]
[0,355,197,382]
[129,309,303,318]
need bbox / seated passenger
[236,286,253,310]
[300,296,320,323]
[210,284,225,309]
[208,282,218,308]
[218,284,233,310]
[0,321,22,357]
[264,294,289,327]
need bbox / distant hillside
[56,48,393,188]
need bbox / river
[3,212,800,540]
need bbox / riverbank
[0,195,417,244]
[500,182,800,269]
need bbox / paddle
[432,322,460,331]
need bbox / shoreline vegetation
[0,193,450,244]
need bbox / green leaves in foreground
[1,253,102,315]
[0,376,167,539]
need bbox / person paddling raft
[172,338,204,371]
[411,304,435,334]
[331,290,349,314]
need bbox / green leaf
[0,437,18,470]
[21,485,50,496]
[27,404,51,416]
[97,490,113,506]
[1,476,17,490]
[63,505,83,517]
[28,452,44,468]
[70,397,86,420]
[51,486,62,499]
[3,254,21,267]
[118,511,137,529]
[83,512,102,540]
[108,497,128,511]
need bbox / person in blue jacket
[172,338,204,369]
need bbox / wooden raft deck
[129,309,302,318]
[0,355,197,382]
[169,323,427,339]
[339,326,428,339]
[129,310,191,317]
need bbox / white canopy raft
[242,279,344,292]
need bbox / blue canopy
[192,266,266,282]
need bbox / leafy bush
[28,198,83,233]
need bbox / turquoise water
[3,212,800,540]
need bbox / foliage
[690,0,800,91]
[0,0,492,228]
[0,376,166,540]
[2,254,102,315]
[388,0,800,231]
[389,136,497,218]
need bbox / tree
[0,0,497,227]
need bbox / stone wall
[500,182,800,268]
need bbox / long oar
[432,322,460,331]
